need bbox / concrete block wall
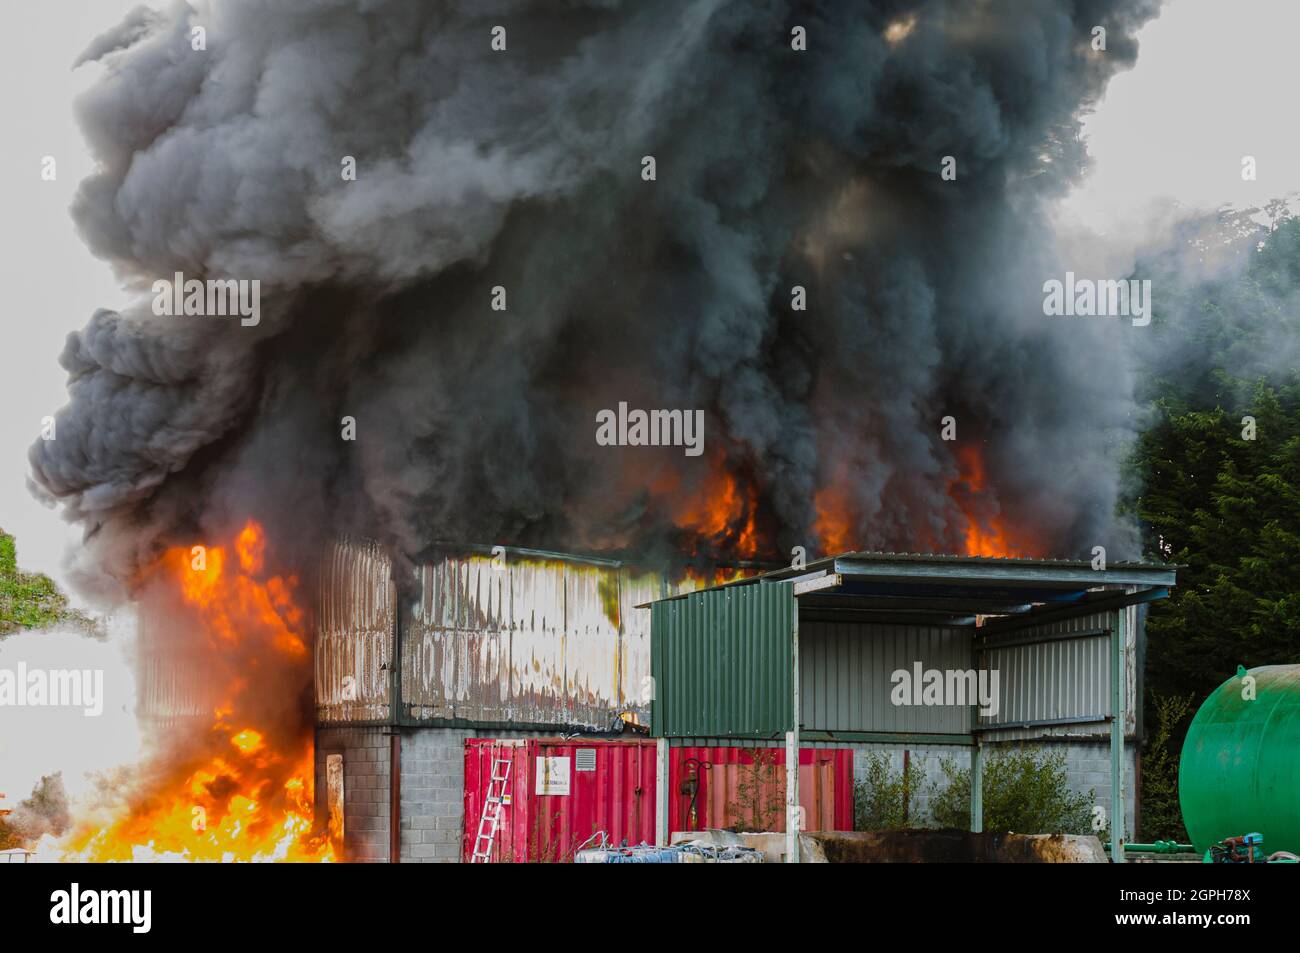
[316,726,549,863]
[1053,740,1139,840]
[398,728,475,863]
[315,726,392,863]
[851,740,1137,837]
[850,743,969,826]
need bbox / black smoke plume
[31,0,1161,595]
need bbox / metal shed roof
[646,551,1177,863]
[644,551,1177,629]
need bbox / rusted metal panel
[319,539,679,729]
[563,562,620,726]
[400,550,665,728]
[403,554,510,723]
[617,569,666,726]
[315,538,394,724]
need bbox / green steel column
[786,598,800,864]
[970,629,983,833]
[1110,607,1126,863]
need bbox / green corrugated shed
[651,581,793,739]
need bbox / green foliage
[1139,693,1194,842]
[724,747,784,832]
[0,529,92,637]
[1133,384,1300,705]
[1124,211,1300,839]
[854,752,924,831]
[929,749,1095,836]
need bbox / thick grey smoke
[6,773,72,843]
[31,0,1161,591]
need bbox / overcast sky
[1,0,1299,801]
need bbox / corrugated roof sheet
[643,550,1181,605]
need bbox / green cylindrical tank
[1179,664,1300,854]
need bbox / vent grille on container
[575,748,597,772]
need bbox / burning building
[26,0,1168,861]
[313,540,1174,863]
[313,538,676,861]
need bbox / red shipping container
[463,739,658,863]
[464,739,854,862]
[668,746,853,835]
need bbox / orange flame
[948,444,1021,558]
[813,483,856,555]
[812,445,1034,559]
[669,456,760,561]
[55,519,332,862]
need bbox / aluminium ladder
[471,756,512,862]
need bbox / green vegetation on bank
[0,529,92,637]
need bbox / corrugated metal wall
[668,746,853,833]
[318,538,672,729]
[617,570,663,721]
[463,739,658,862]
[799,621,972,733]
[401,554,668,728]
[316,538,395,724]
[976,605,1138,740]
[137,597,216,724]
[463,739,855,862]
[651,582,794,739]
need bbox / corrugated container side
[405,555,638,727]
[668,746,853,833]
[315,537,394,724]
[616,568,665,725]
[799,621,972,733]
[652,582,794,739]
[463,739,657,862]
[404,554,512,722]
[564,564,622,727]
[977,605,1138,740]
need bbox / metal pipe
[1110,841,1192,854]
